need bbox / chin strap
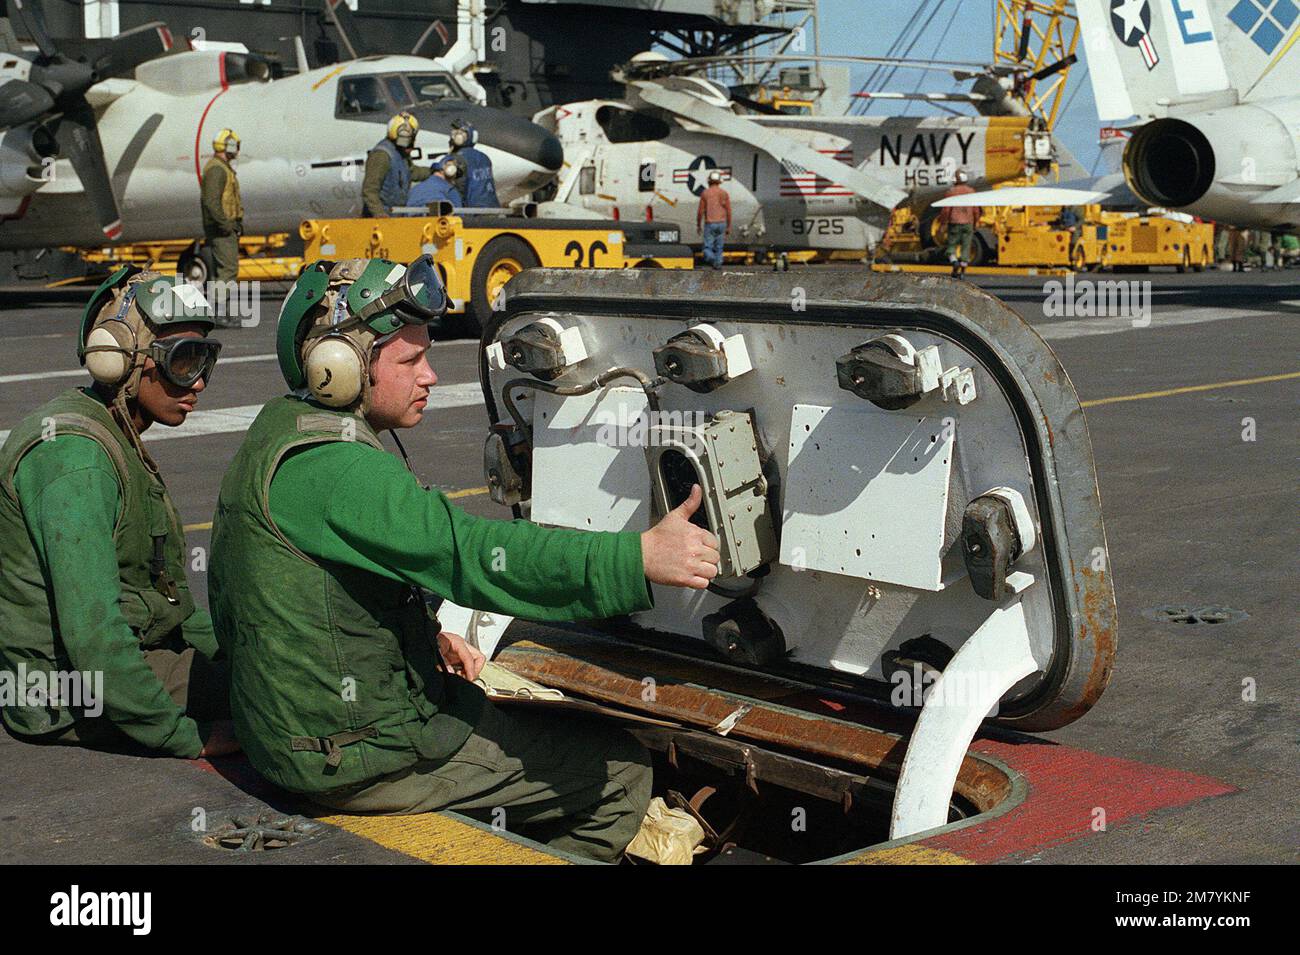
[109,390,162,478]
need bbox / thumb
[674,484,703,519]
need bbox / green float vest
[0,388,194,736]
[209,396,484,795]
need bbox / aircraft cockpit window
[596,105,670,143]
[404,73,461,104]
[386,75,413,107]
[337,76,391,115]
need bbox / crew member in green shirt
[0,267,238,759]
[210,257,719,862]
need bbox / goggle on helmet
[276,255,447,394]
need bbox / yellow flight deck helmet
[213,128,240,157]
[387,112,419,149]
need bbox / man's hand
[196,719,241,758]
[641,484,720,589]
[438,631,486,682]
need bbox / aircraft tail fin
[1075,0,1242,119]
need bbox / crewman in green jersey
[210,257,719,861]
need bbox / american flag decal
[779,148,854,198]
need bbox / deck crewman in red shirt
[937,169,981,279]
[697,170,732,269]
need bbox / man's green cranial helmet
[79,265,217,363]
[78,266,217,394]
[276,256,447,406]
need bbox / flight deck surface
[1,268,1294,864]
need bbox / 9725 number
[791,218,846,236]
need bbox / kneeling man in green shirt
[210,257,719,862]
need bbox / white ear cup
[304,336,365,407]
[84,324,134,384]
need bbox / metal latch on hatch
[836,333,976,410]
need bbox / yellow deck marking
[446,486,489,499]
[182,488,489,532]
[324,809,965,865]
[839,844,970,865]
[319,811,569,865]
[1081,371,1300,409]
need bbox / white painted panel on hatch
[780,403,954,590]
[530,386,652,533]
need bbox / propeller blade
[88,22,174,80]
[53,99,123,240]
[9,0,56,59]
[1028,54,1077,83]
[0,77,55,126]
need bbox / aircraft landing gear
[177,243,215,290]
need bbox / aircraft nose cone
[422,102,564,171]
[535,133,564,172]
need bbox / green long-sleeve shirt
[267,440,653,622]
[13,437,209,757]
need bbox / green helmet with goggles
[276,255,446,410]
[79,266,222,396]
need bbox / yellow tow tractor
[994,205,1214,271]
[300,205,694,334]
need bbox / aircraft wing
[632,80,908,210]
[1251,179,1300,206]
[932,173,1140,210]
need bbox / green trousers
[205,232,240,282]
[29,644,230,749]
[313,701,654,864]
[945,223,975,263]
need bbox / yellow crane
[879,0,1080,265]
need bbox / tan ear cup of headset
[303,335,367,408]
[84,322,136,385]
